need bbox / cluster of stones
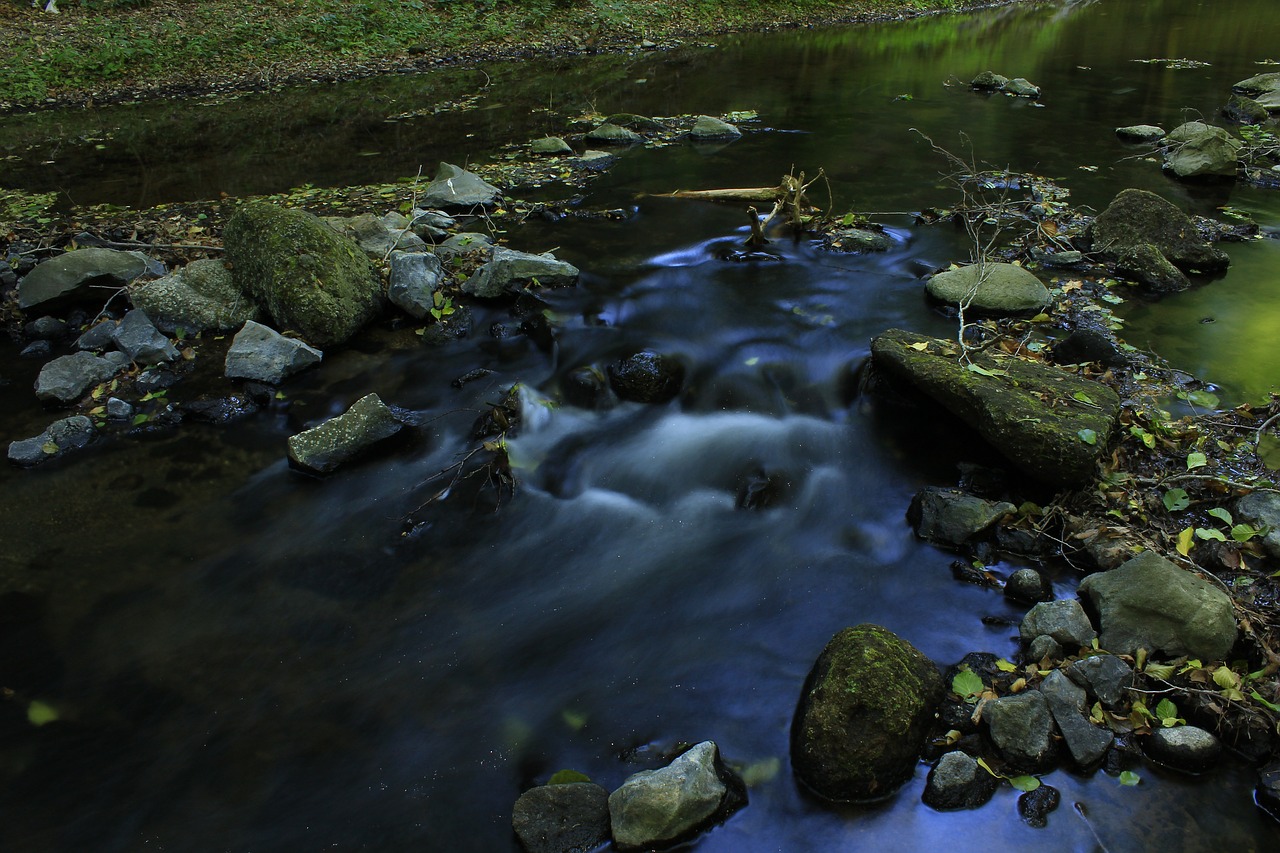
[970,70,1042,98]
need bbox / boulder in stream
[1115,124,1166,143]
[1162,121,1242,180]
[112,309,179,365]
[129,258,259,334]
[287,393,404,475]
[908,486,1015,547]
[387,250,444,319]
[608,741,745,851]
[463,246,579,298]
[513,780,611,853]
[585,123,644,145]
[34,350,127,404]
[608,351,685,404]
[18,247,152,310]
[1233,71,1280,111]
[420,162,503,209]
[689,115,742,141]
[791,624,944,802]
[224,320,323,384]
[984,690,1058,771]
[925,262,1051,315]
[921,751,997,811]
[8,415,96,467]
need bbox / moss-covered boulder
[870,329,1119,488]
[791,624,944,803]
[223,202,380,347]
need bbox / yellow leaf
[908,342,929,351]
[1176,526,1195,556]
[996,658,1018,672]
[1212,667,1239,690]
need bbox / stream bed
[3,1,1280,850]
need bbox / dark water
[3,1,1280,850]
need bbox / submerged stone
[513,781,611,853]
[608,741,744,851]
[1115,124,1166,143]
[608,351,685,404]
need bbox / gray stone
[327,212,427,257]
[512,782,610,853]
[1233,72,1280,100]
[25,316,67,339]
[112,309,179,365]
[1052,327,1131,368]
[34,351,122,404]
[585,123,643,145]
[984,691,1057,771]
[1223,93,1270,125]
[18,247,151,309]
[1029,246,1084,267]
[1065,654,1133,710]
[1115,124,1166,143]
[1077,552,1237,660]
[908,487,1016,547]
[971,71,1009,90]
[921,751,997,810]
[1082,188,1229,288]
[608,351,684,404]
[1233,491,1280,560]
[1028,635,1063,662]
[579,150,615,170]
[463,246,579,298]
[925,263,1051,315]
[608,741,741,851]
[1040,671,1113,768]
[1115,242,1191,292]
[1017,784,1060,828]
[1163,121,1242,179]
[435,232,494,259]
[387,251,444,319]
[826,228,893,253]
[76,319,119,352]
[1020,599,1097,650]
[106,397,134,420]
[690,115,742,141]
[225,320,323,384]
[407,208,456,242]
[1004,77,1041,97]
[1005,567,1052,604]
[129,258,258,334]
[1142,725,1222,774]
[420,162,503,209]
[287,393,404,475]
[530,136,573,155]
[8,415,95,467]
[20,340,51,359]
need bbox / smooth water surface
[3,1,1280,851]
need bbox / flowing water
[3,1,1280,850]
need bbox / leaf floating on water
[1009,775,1041,792]
[740,756,782,787]
[27,700,59,727]
[1118,770,1141,786]
[952,669,984,702]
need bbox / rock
[1163,121,1242,180]
[1052,327,1131,367]
[1233,71,1280,103]
[224,320,323,384]
[608,741,744,851]
[606,114,667,132]
[1028,635,1062,662]
[907,487,1015,547]
[387,251,445,319]
[406,208,456,241]
[984,690,1057,771]
[1257,760,1280,822]
[562,365,614,410]
[1028,246,1084,267]
[287,393,404,475]
[76,319,119,352]
[870,329,1120,488]
[463,246,580,298]
[112,309,179,365]
[825,227,893,253]
[971,71,1009,90]
[921,751,997,810]
[34,351,122,404]
[1081,188,1230,289]
[181,394,259,424]
[1017,784,1060,827]
[435,232,494,259]
[791,624,944,802]
[1004,567,1052,604]
[326,212,427,257]
[925,262,1051,315]
[223,202,381,347]
[129,258,258,334]
[1077,552,1237,660]
[513,781,611,853]
[1004,77,1041,97]
[585,123,643,145]
[1065,654,1133,710]
[420,162,503,209]
[1115,124,1166,143]
[1222,93,1270,124]
[106,397,134,420]
[1040,671,1113,768]
[8,415,95,467]
[530,136,574,155]
[1233,491,1280,560]
[578,150,615,170]
[18,247,151,309]
[1142,725,1222,774]
[20,341,51,359]
[25,316,67,340]
[608,351,685,404]
[1020,599,1097,650]
[690,115,742,141]
[1115,242,1190,292]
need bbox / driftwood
[655,171,825,249]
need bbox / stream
[3,0,1280,850]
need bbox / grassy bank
[0,0,975,110]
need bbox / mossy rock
[870,329,1119,488]
[1082,188,1228,278]
[223,202,380,347]
[791,624,943,803]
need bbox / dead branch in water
[655,169,827,248]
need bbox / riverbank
[0,0,1014,112]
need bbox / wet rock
[326,212,427,257]
[1040,671,1112,768]
[925,262,1050,315]
[585,123,643,145]
[76,318,119,352]
[1257,760,1280,822]
[407,208,456,242]
[287,393,404,475]
[24,316,67,340]
[562,365,613,410]
[463,246,580,298]
[1233,491,1280,560]
[984,690,1057,771]
[921,751,997,810]
[1077,552,1237,660]
[19,340,51,359]
[420,161,503,208]
[1004,567,1052,604]
[106,397,134,420]
[1163,121,1242,180]
[387,251,444,319]
[435,231,494,259]
[1017,784,1060,827]
[907,487,1015,547]
[608,741,745,851]
[1142,725,1222,774]
[181,394,260,424]
[1115,242,1190,292]
[1028,246,1084,267]
[1232,72,1280,110]
[112,309,179,365]
[530,136,574,155]
[736,470,786,510]
[224,320,323,384]
[223,202,381,347]
[34,351,123,404]
[608,351,685,404]
[1028,635,1062,663]
[8,415,95,467]
[512,781,611,853]
[1081,188,1230,290]
[825,227,893,253]
[578,150,615,171]
[791,624,944,802]
[1115,124,1166,143]
[129,258,258,334]
[690,115,742,141]
[1004,77,1041,97]
[870,329,1120,488]
[1065,654,1133,710]
[971,71,1009,90]
[606,114,667,132]
[18,247,151,309]
[1223,93,1270,124]
[1020,599,1096,650]
[1052,327,1131,367]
